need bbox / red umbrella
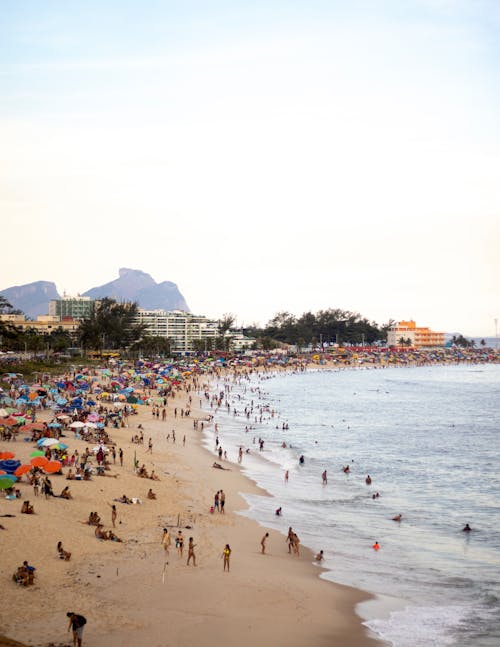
[14,464,32,477]
[0,451,15,460]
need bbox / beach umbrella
[37,438,60,447]
[0,459,21,473]
[2,416,19,426]
[30,456,48,468]
[0,476,17,489]
[84,422,97,429]
[52,443,68,450]
[47,422,62,428]
[70,421,85,428]
[43,460,62,473]
[14,464,32,477]
[0,451,15,460]
[0,408,8,417]
[30,450,46,457]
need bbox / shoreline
[0,366,383,647]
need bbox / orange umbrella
[30,456,48,468]
[43,460,62,474]
[19,424,33,432]
[0,470,6,474]
[0,451,15,460]
[30,422,46,431]
[14,464,32,477]
[1,417,18,426]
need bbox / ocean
[203,362,500,647]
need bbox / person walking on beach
[176,531,184,557]
[162,527,171,554]
[286,527,294,554]
[214,490,220,512]
[284,469,289,483]
[146,438,153,454]
[119,448,123,467]
[261,532,269,554]
[222,544,231,571]
[322,470,328,485]
[220,489,226,514]
[186,537,196,566]
[67,611,86,647]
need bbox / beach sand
[0,380,382,647]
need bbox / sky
[1,0,499,336]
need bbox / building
[387,320,445,348]
[134,309,219,353]
[134,309,255,353]
[49,295,95,320]
[0,314,80,335]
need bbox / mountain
[0,281,60,318]
[82,268,190,312]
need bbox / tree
[218,313,236,337]
[130,335,173,357]
[78,298,145,350]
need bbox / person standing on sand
[220,489,226,514]
[67,611,86,647]
[162,528,171,554]
[119,448,123,467]
[261,532,269,554]
[109,504,117,527]
[186,537,196,565]
[176,531,184,557]
[223,544,231,571]
[286,527,294,553]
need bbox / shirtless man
[261,532,269,554]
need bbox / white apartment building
[134,309,219,353]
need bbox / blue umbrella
[48,422,62,428]
[0,460,21,474]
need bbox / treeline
[244,309,391,349]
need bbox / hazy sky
[1,0,499,335]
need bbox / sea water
[203,363,500,646]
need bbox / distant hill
[0,281,60,318]
[82,268,190,312]
[0,269,190,318]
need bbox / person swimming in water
[463,523,472,532]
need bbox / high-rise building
[134,309,219,353]
[49,296,95,320]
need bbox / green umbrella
[0,476,17,489]
[30,450,46,457]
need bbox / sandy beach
[0,371,382,647]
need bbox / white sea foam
[363,605,469,647]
